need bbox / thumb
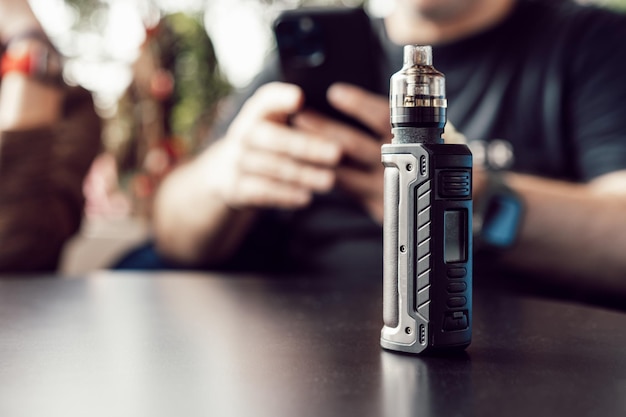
[241,82,304,122]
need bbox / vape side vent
[419,324,426,345]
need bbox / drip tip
[404,44,432,66]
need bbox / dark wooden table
[0,271,625,417]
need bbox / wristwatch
[473,171,525,252]
[0,31,63,85]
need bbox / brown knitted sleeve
[0,86,101,273]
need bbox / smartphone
[273,7,380,132]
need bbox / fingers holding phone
[326,83,392,143]
[214,82,342,210]
[290,83,391,223]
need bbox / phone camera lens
[299,17,314,33]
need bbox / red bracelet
[1,48,33,77]
[0,36,63,84]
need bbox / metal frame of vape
[381,45,472,354]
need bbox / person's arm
[153,82,341,266]
[295,83,626,295]
[500,170,626,294]
[0,37,63,130]
[0,0,62,129]
[152,141,259,266]
[0,0,101,272]
[0,0,45,44]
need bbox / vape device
[380,45,472,354]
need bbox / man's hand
[209,82,342,210]
[292,83,392,223]
[291,83,491,224]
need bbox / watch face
[481,194,523,248]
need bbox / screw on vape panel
[381,45,472,354]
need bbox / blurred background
[39,0,622,273]
[30,0,625,103]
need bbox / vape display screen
[444,209,468,263]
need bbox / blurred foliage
[154,12,232,147]
[112,11,231,168]
[599,0,626,11]
[105,11,233,217]
[63,0,109,31]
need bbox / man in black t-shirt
[152,0,626,304]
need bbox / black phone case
[273,7,380,131]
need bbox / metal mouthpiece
[404,44,432,66]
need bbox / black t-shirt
[209,0,626,279]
